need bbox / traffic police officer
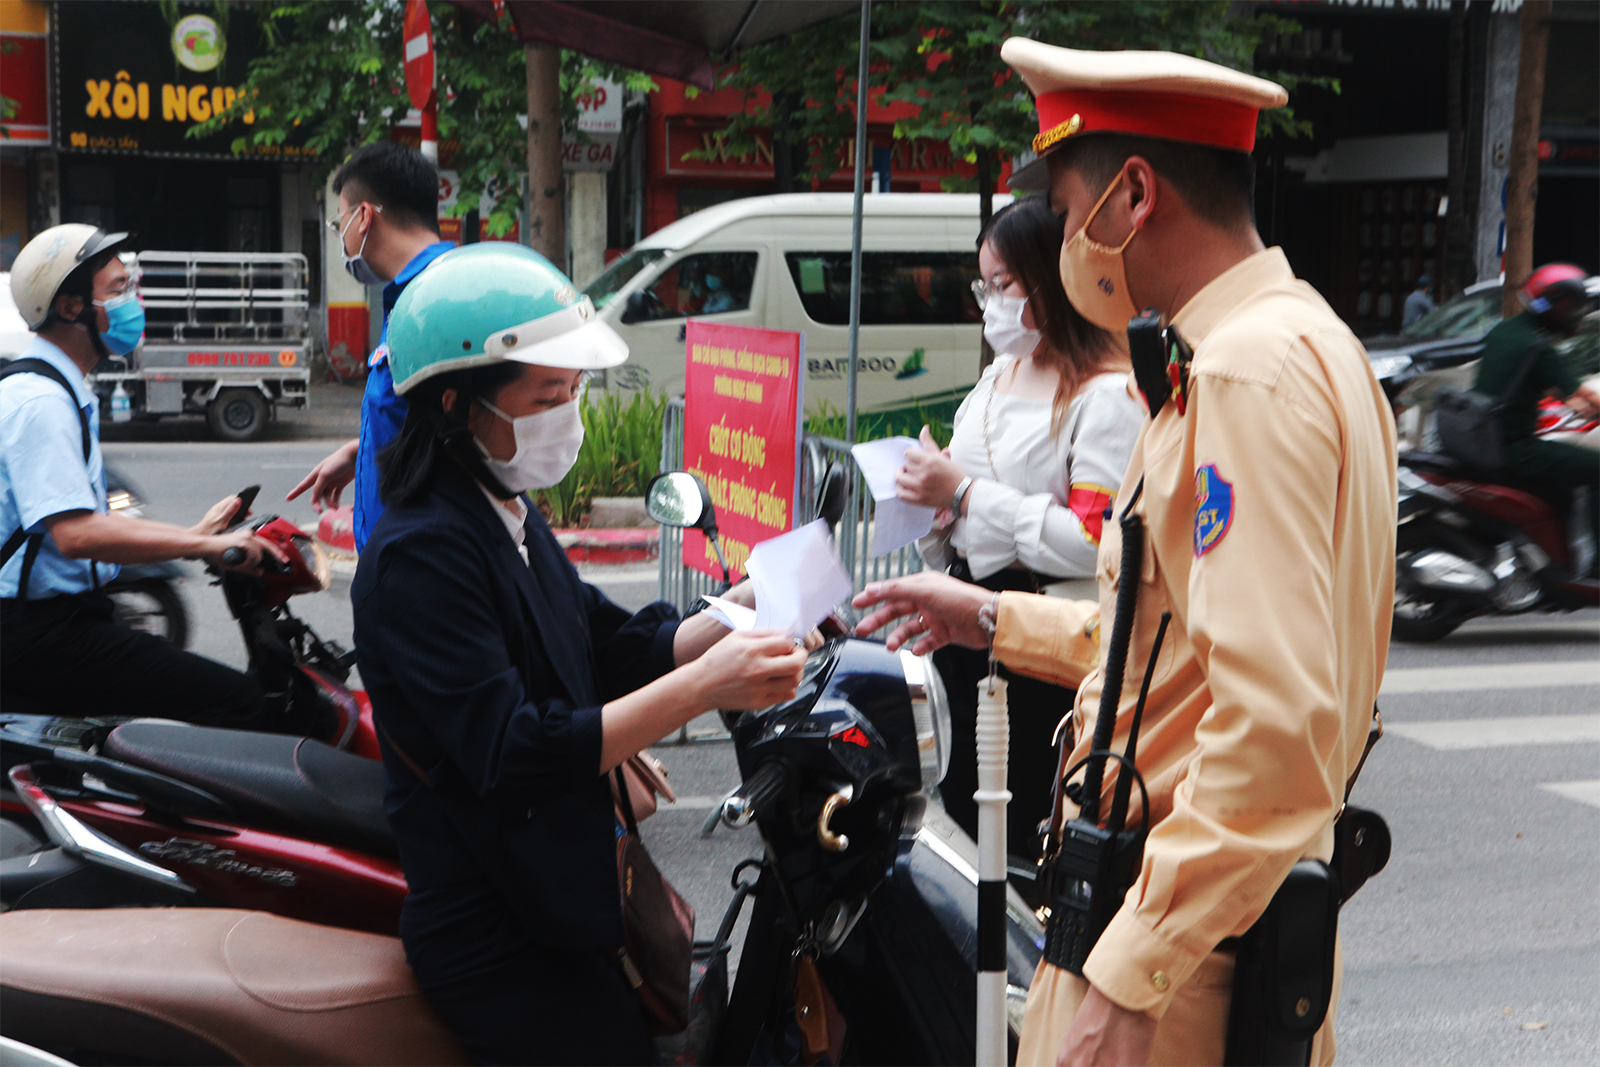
[854,42,1397,1067]
[3,225,282,723]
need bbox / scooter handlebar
[718,761,790,830]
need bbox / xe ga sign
[53,0,312,160]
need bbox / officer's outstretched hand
[853,572,992,655]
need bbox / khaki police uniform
[985,39,1396,1066]
[997,247,1397,1065]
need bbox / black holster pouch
[1223,861,1341,1067]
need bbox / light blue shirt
[0,336,115,598]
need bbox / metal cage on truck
[92,251,315,442]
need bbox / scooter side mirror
[816,463,848,535]
[647,471,732,587]
[646,471,717,533]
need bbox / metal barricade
[656,399,924,614]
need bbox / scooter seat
[0,908,469,1066]
[103,721,396,859]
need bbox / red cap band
[1035,88,1260,154]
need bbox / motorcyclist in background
[1472,264,1600,568]
[2,225,284,724]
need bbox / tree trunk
[773,91,800,194]
[977,145,996,372]
[525,42,565,267]
[1502,0,1548,318]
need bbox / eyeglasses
[970,276,1015,310]
[326,202,382,233]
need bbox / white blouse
[918,357,1143,581]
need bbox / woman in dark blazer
[351,244,806,1065]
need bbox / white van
[581,193,1010,418]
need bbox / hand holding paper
[850,436,938,557]
[700,519,852,638]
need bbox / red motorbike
[1394,449,1598,641]
[1,505,381,860]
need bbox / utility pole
[1501,0,1548,317]
[525,42,565,268]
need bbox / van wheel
[208,389,267,442]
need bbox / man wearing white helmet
[855,41,1396,1066]
[2,224,285,725]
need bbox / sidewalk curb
[316,502,660,567]
[554,527,660,565]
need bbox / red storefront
[641,78,1013,238]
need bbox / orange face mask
[1059,170,1140,333]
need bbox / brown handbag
[613,766,696,1036]
[611,752,676,825]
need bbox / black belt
[948,557,1062,595]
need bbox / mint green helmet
[386,243,627,395]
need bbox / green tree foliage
[707,1,1330,209]
[189,1,654,237]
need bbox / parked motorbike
[1,502,374,856]
[1,472,1043,1065]
[1393,450,1598,641]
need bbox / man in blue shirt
[287,143,454,550]
[3,225,283,723]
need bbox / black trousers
[417,945,659,1066]
[932,562,1078,861]
[1,591,264,726]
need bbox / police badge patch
[1194,464,1234,557]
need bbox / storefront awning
[452,0,858,88]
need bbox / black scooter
[0,473,1042,1064]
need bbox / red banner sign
[682,321,804,580]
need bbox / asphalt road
[99,435,1600,1065]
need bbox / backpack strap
[0,358,97,602]
[0,358,93,462]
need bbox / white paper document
[850,436,936,557]
[699,519,852,638]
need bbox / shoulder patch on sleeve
[369,342,389,368]
[1193,464,1234,557]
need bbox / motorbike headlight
[106,489,144,519]
[291,534,331,591]
[900,650,951,790]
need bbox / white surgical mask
[340,210,385,287]
[475,395,585,492]
[982,292,1043,357]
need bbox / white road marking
[1538,781,1600,810]
[1381,661,1600,694]
[666,796,719,810]
[1386,714,1600,749]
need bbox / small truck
[92,251,314,441]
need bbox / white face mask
[340,209,385,287]
[982,292,1043,357]
[475,395,586,492]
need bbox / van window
[626,251,759,322]
[785,252,981,326]
[583,248,667,309]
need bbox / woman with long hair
[351,243,807,1064]
[895,195,1142,860]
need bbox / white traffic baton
[974,673,1010,1067]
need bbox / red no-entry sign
[403,0,434,111]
